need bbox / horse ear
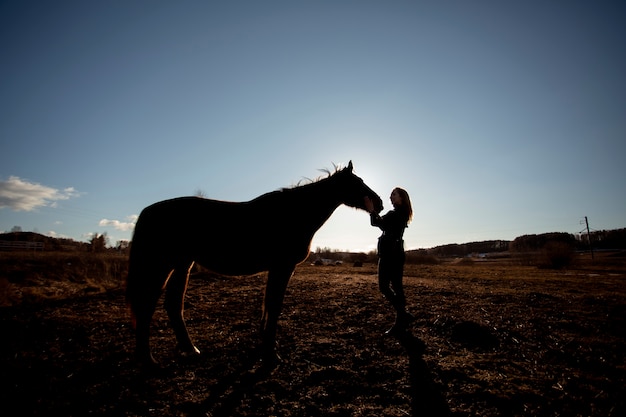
[347,160,353,171]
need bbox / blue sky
[1,1,625,252]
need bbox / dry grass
[0,252,127,306]
[0,251,624,416]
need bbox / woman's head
[391,187,413,223]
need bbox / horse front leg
[260,266,294,365]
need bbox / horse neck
[293,176,344,233]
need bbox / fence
[0,240,44,251]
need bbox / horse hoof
[136,352,161,372]
[260,351,281,370]
[384,325,408,337]
[178,344,201,357]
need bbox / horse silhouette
[126,161,383,366]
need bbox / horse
[126,161,383,366]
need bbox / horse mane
[282,163,345,190]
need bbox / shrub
[540,241,576,269]
[456,257,474,266]
[510,232,577,269]
[406,250,439,265]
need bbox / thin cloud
[47,230,70,239]
[0,176,80,211]
[99,215,138,232]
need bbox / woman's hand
[364,196,375,214]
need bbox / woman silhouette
[365,187,414,335]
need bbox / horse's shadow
[179,347,273,417]
[183,334,449,417]
[394,331,451,416]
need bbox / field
[1,252,625,416]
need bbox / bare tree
[90,232,108,253]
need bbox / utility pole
[585,216,594,260]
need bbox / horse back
[129,196,311,276]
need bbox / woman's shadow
[393,331,451,416]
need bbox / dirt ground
[1,254,625,416]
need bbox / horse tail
[126,252,139,330]
[126,212,147,331]
[125,209,161,331]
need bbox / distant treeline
[426,228,626,258]
[576,228,626,250]
[427,240,510,258]
[510,229,626,252]
[2,228,625,258]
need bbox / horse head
[335,161,383,214]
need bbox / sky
[1,1,625,252]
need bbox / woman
[365,187,414,335]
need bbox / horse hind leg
[131,287,161,366]
[128,262,165,366]
[164,262,200,357]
